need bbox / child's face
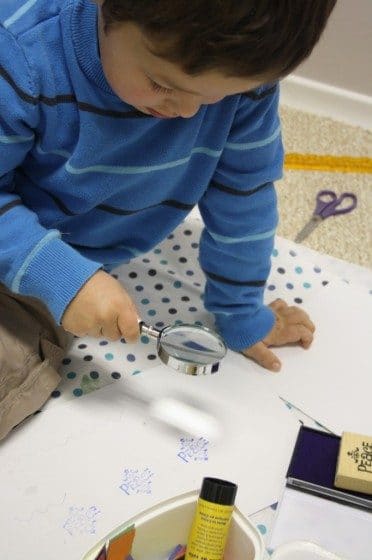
[98,19,263,119]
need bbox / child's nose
[175,95,201,119]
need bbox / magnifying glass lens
[160,325,226,365]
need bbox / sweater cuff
[16,236,102,323]
[215,305,275,351]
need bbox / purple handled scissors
[295,190,357,243]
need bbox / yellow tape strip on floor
[285,153,372,174]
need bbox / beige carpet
[277,106,372,267]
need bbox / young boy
[0,1,335,434]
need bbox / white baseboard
[280,75,372,130]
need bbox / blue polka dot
[51,390,61,398]
[90,371,99,380]
[257,524,267,535]
[314,266,321,273]
[162,297,170,303]
[267,284,276,291]
[148,309,156,316]
[186,270,194,276]
[160,260,168,265]
[303,282,311,289]
[295,266,303,274]
[132,370,142,375]
[175,320,183,325]
[289,250,297,257]
[154,248,161,254]
[286,283,294,290]
[272,248,278,257]
[111,372,121,379]
[195,321,203,326]
[141,336,150,344]
[127,354,136,362]
[174,281,182,288]
[105,353,114,361]
[141,298,150,305]
[67,372,76,379]
[73,388,83,397]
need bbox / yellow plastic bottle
[185,477,238,560]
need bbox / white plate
[271,541,344,560]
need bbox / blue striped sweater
[0,0,284,351]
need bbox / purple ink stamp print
[177,437,209,463]
[63,505,101,536]
[119,467,154,495]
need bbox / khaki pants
[0,284,69,441]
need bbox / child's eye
[148,78,173,95]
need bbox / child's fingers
[269,298,288,312]
[117,309,140,343]
[284,324,314,348]
[282,308,316,332]
[242,342,281,373]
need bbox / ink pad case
[286,426,372,511]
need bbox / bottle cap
[200,477,237,506]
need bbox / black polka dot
[62,358,71,365]
[120,338,126,343]
[184,229,192,236]
[162,297,170,303]
[155,283,163,290]
[78,344,87,349]
[193,282,201,287]
[84,355,93,361]
[148,269,157,276]
[172,245,181,251]
[168,234,174,239]
[191,242,199,249]
[294,297,303,304]
[181,296,190,302]
[186,270,194,276]
[322,280,329,286]
[179,257,187,263]
[129,272,137,278]
[277,267,286,274]
[51,390,61,398]
[142,258,150,263]
[168,308,178,314]
[168,270,175,275]
[189,307,198,312]
[99,340,108,346]
[135,285,144,291]
[155,322,164,328]
[111,372,121,380]
[90,371,99,380]
[147,354,157,360]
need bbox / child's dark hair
[101,0,337,79]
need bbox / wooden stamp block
[335,432,372,495]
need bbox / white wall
[296,0,372,96]
[281,0,372,127]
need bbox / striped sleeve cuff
[215,305,275,351]
[14,235,102,323]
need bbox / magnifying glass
[139,321,227,375]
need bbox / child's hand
[62,270,140,342]
[242,299,315,372]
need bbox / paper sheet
[229,282,372,435]
[269,487,372,560]
[0,364,298,560]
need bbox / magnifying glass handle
[139,321,162,340]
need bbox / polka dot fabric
[50,220,339,405]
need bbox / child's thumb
[242,341,281,372]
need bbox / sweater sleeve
[198,84,283,351]
[0,26,101,323]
